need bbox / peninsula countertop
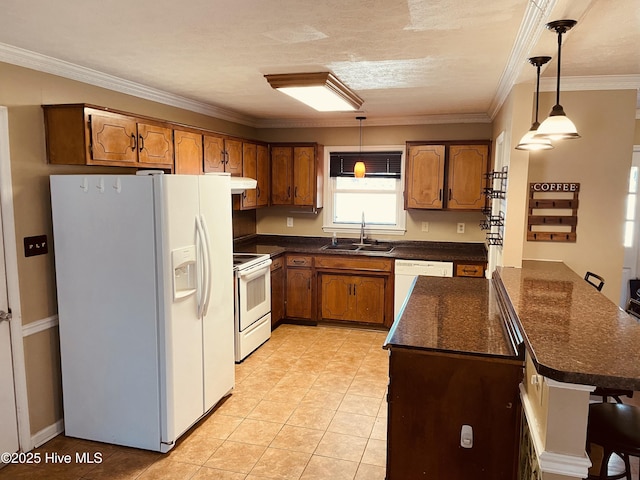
[495,260,640,390]
[383,275,515,359]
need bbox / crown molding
[539,74,640,92]
[0,42,261,127]
[487,0,557,120]
[254,113,492,129]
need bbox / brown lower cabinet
[285,255,314,320]
[386,348,522,480]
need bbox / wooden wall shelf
[527,183,580,242]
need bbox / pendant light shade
[535,20,580,141]
[354,116,366,178]
[516,56,554,151]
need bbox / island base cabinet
[386,349,522,480]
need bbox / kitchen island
[383,275,524,479]
[385,260,640,480]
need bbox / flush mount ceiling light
[535,20,581,141]
[354,116,366,178]
[264,72,363,112]
[516,56,554,151]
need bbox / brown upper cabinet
[203,134,243,176]
[270,143,323,209]
[238,141,269,209]
[43,104,173,169]
[173,128,203,174]
[405,142,490,211]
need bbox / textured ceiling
[0,0,638,127]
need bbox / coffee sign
[527,182,580,242]
[530,183,580,193]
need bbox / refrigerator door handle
[195,216,208,318]
[199,214,213,317]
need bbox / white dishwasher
[394,259,453,320]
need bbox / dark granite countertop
[233,234,487,263]
[383,276,515,359]
[495,261,640,390]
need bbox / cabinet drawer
[286,255,313,267]
[455,263,485,277]
[270,255,284,271]
[316,255,392,272]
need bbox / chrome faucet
[359,211,366,244]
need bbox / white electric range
[232,253,272,362]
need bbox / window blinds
[329,151,402,178]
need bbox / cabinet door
[353,276,385,324]
[203,134,226,172]
[256,144,270,207]
[405,145,445,209]
[174,130,203,174]
[225,138,243,176]
[320,274,352,321]
[89,112,138,164]
[271,146,293,205]
[286,268,313,319]
[241,142,257,209]
[447,145,488,210]
[293,146,315,206]
[137,123,173,166]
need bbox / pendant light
[516,56,554,151]
[535,20,580,140]
[354,116,366,178]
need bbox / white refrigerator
[50,173,235,452]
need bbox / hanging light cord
[534,61,542,121]
[554,28,563,106]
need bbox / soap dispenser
[332,232,338,246]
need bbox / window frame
[322,145,406,236]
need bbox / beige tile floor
[0,324,390,480]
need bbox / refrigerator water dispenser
[172,246,196,300]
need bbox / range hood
[229,176,257,194]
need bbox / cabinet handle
[287,186,291,198]
[439,189,442,201]
[130,133,137,152]
[449,188,452,200]
[353,284,356,296]
[226,151,230,165]
[294,186,298,198]
[256,185,261,198]
[307,278,310,290]
[348,284,352,295]
[138,134,144,152]
[293,259,305,265]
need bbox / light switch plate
[286,217,293,227]
[457,223,465,234]
[421,222,429,232]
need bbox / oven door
[237,259,272,331]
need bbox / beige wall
[0,61,256,434]
[524,89,636,302]
[635,119,640,144]
[256,123,492,242]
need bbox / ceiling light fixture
[535,20,581,141]
[264,72,363,112]
[354,116,366,178]
[516,56,554,151]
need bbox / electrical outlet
[286,217,293,227]
[457,223,465,234]
[421,222,429,232]
[24,235,48,257]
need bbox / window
[624,165,638,248]
[323,146,406,235]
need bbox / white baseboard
[31,419,64,449]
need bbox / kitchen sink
[320,242,395,254]
[357,244,395,253]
